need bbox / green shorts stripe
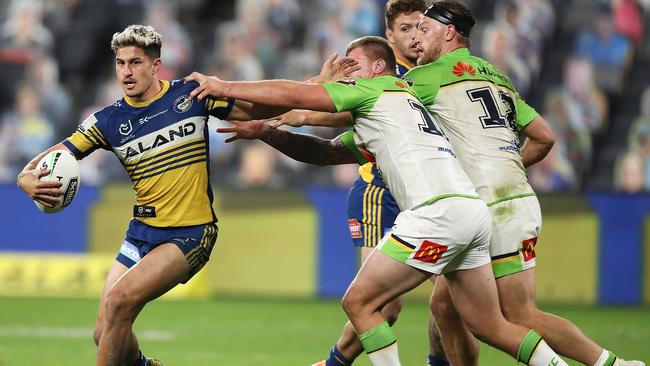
[380,235,414,264]
[487,192,537,207]
[491,252,523,278]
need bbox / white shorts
[488,195,542,278]
[378,197,492,275]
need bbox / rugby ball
[34,149,81,213]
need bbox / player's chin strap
[423,4,475,38]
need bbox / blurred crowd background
[0,0,649,193]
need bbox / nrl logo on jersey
[119,120,133,135]
[173,95,193,113]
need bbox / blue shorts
[117,219,219,280]
[347,178,400,247]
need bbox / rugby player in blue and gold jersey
[16,24,285,366]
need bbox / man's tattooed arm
[260,127,357,166]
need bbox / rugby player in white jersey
[185,35,571,366]
[267,1,459,365]
[405,2,645,366]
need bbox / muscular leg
[94,261,131,347]
[342,249,432,363]
[443,263,530,358]
[334,247,404,361]
[97,243,190,366]
[497,268,603,365]
[430,276,479,366]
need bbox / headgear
[423,3,476,38]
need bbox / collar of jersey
[124,80,170,108]
[440,47,470,62]
[396,57,413,71]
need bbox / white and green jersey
[405,48,540,205]
[323,75,478,211]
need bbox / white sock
[367,342,401,366]
[594,349,617,366]
[528,339,569,366]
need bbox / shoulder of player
[466,55,517,90]
[165,79,198,96]
[91,101,123,125]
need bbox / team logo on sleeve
[173,95,193,113]
[119,120,133,135]
[413,240,448,264]
[452,61,476,77]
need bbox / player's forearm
[222,80,336,112]
[520,116,555,168]
[521,138,553,168]
[302,111,353,127]
[231,100,291,121]
[259,127,356,166]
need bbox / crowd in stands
[0,0,648,193]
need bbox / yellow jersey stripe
[132,158,207,182]
[129,149,207,178]
[125,137,205,168]
[131,154,206,181]
[127,143,206,175]
[375,187,386,243]
[89,126,108,146]
[372,186,381,246]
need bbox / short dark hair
[346,36,397,76]
[426,1,476,45]
[385,0,427,29]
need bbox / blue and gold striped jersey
[395,57,412,79]
[63,79,234,228]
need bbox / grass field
[0,297,648,365]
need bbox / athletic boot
[616,360,645,366]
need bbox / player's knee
[341,285,371,318]
[341,290,359,318]
[429,289,455,319]
[105,287,139,321]
[501,300,538,327]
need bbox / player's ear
[446,24,456,42]
[385,27,395,43]
[373,58,387,74]
[152,58,161,75]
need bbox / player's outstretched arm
[520,116,555,168]
[185,72,337,113]
[217,120,357,166]
[270,110,353,128]
[17,142,70,207]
